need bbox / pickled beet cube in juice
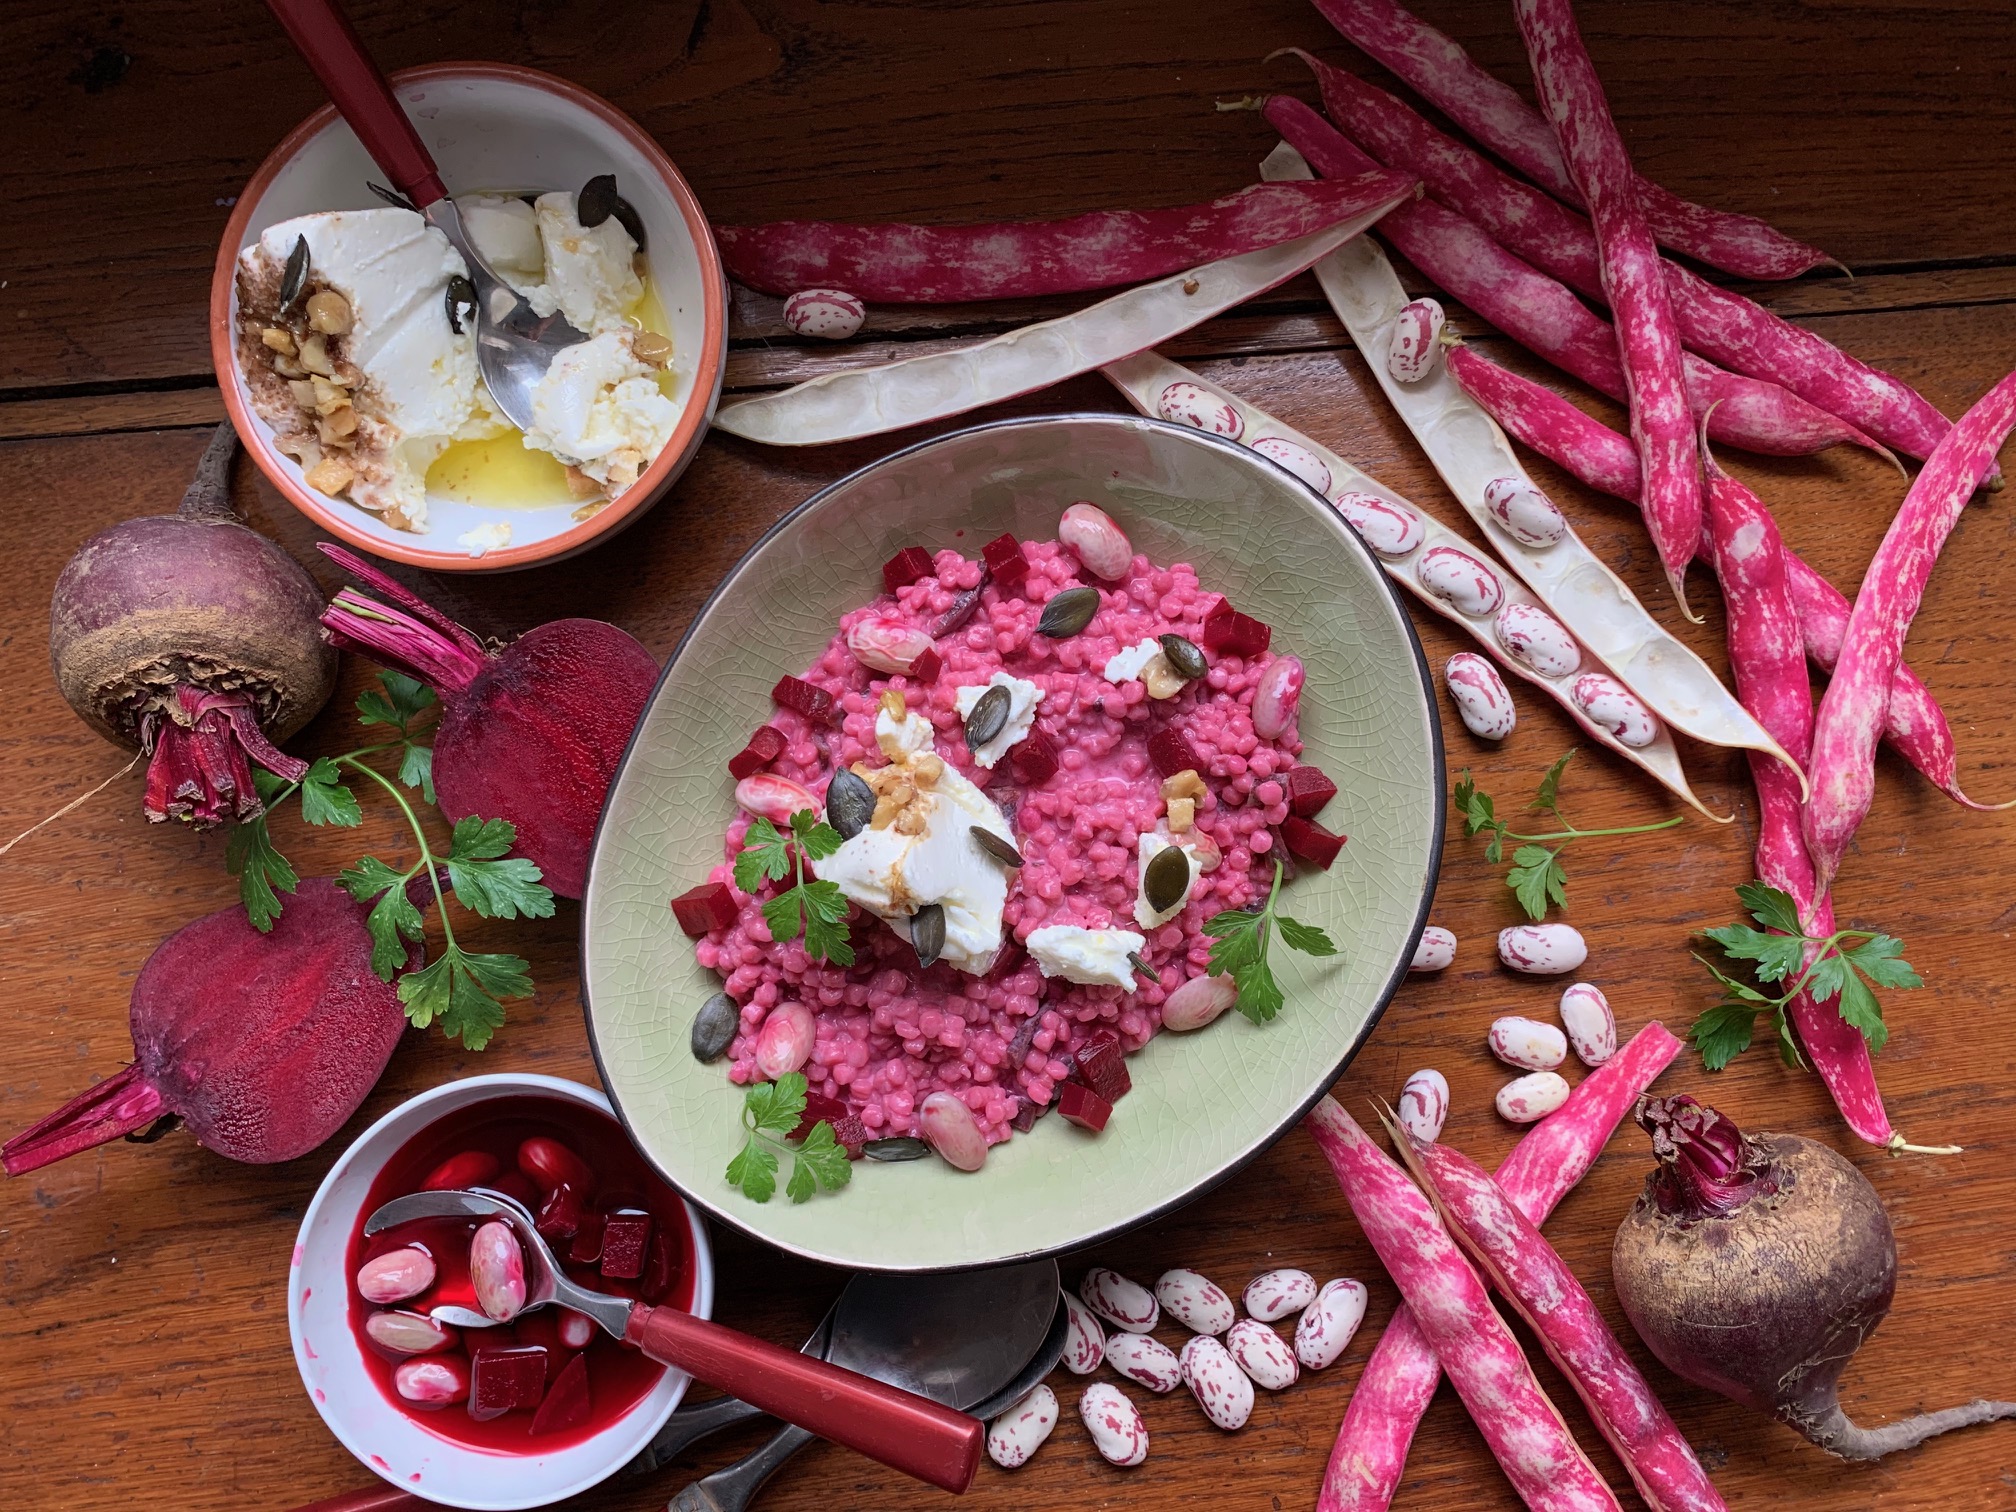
[1008,726,1059,786]
[882,546,936,594]
[469,1345,547,1421]
[1147,727,1202,780]
[600,1211,653,1280]
[568,1210,605,1266]
[727,724,787,780]
[641,1232,676,1303]
[535,1183,585,1242]
[1283,764,1338,818]
[1202,598,1272,657]
[771,675,835,723]
[791,1092,849,1143]
[670,882,738,938]
[1282,816,1347,870]
[980,533,1023,572]
[910,646,942,684]
[531,1352,592,1436]
[1072,1031,1131,1105]
[1057,1082,1113,1132]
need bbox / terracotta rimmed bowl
[581,414,1444,1272]
[211,63,726,572]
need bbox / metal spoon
[261,0,590,429]
[363,1190,982,1493]
[668,1260,1061,1512]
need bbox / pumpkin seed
[1035,586,1100,639]
[278,235,310,313]
[690,992,738,1063]
[1158,633,1207,681]
[863,1137,930,1162]
[971,828,1024,868]
[576,173,621,228]
[911,903,947,967]
[1142,844,1193,915]
[826,767,875,840]
[445,275,476,335]
[963,684,1012,749]
[366,181,416,213]
[1128,951,1160,985]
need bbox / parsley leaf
[1530,749,1574,816]
[398,741,436,805]
[1736,880,1804,939]
[1204,860,1340,1024]
[357,672,437,729]
[1507,844,1567,919]
[227,814,299,931]
[445,816,555,921]
[738,810,852,964]
[339,855,425,978]
[789,1121,853,1203]
[1691,1001,1762,1071]
[734,817,793,893]
[725,1140,778,1204]
[397,945,528,1051]
[727,1072,853,1205]
[1845,934,1921,990]
[1702,922,1807,984]
[298,758,363,828]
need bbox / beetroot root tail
[3,1064,166,1176]
[1790,1397,2016,1460]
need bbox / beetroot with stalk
[317,545,658,899]
[3,879,408,1176]
[1612,1095,2016,1459]
[48,424,335,826]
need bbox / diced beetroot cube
[771,674,835,723]
[882,546,936,594]
[980,532,1023,571]
[568,1210,605,1266]
[670,881,738,938]
[1283,764,1338,818]
[1058,1081,1113,1132]
[1010,1097,1042,1133]
[727,724,787,779]
[1282,815,1348,870]
[1072,1030,1132,1105]
[1147,726,1203,780]
[535,1182,585,1242]
[910,646,943,684]
[530,1352,591,1436]
[640,1231,678,1303]
[830,1113,868,1160]
[990,555,1030,595]
[1007,726,1059,786]
[791,1091,850,1143]
[1202,597,1273,657]
[599,1211,652,1281]
[469,1345,548,1420]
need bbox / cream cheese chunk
[1027,924,1147,990]
[456,520,513,558]
[875,706,934,759]
[953,673,1044,768]
[522,330,679,494]
[1103,638,1162,684]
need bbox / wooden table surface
[5,2,2015,1508]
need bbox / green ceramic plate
[582,414,1442,1272]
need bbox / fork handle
[670,1423,816,1512]
[624,1304,981,1494]
[261,0,446,206]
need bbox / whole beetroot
[49,424,336,826]
[317,545,657,899]
[1613,1095,2016,1459]
[3,879,408,1175]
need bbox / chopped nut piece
[1167,796,1196,833]
[304,455,357,494]
[569,499,608,523]
[880,688,907,720]
[631,330,674,367]
[305,290,354,335]
[287,379,320,409]
[871,794,900,830]
[1161,769,1207,802]
[1143,653,1185,700]
[888,781,915,810]
[606,448,644,491]
[912,754,944,787]
[272,355,307,379]
[297,333,335,377]
[563,465,603,501]
[260,326,297,355]
[317,407,358,442]
[895,806,929,837]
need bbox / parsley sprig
[1454,751,1684,919]
[1691,881,1922,1071]
[725,1073,853,1203]
[227,672,553,1049]
[734,809,854,965]
[1203,859,1339,1023]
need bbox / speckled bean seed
[734,772,819,823]
[1497,1071,1573,1123]
[1294,1279,1368,1370]
[1252,436,1333,494]
[394,1354,470,1405]
[1397,1069,1449,1143]
[1409,926,1457,972]
[1571,673,1660,748]
[1494,603,1581,678]
[1444,652,1516,740]
[1482,476,1568,547]
[1105,1332,1184,1393]
[1242,1268,1317,1322]
[1251,655,1304,739]
[1334,492,1426,558]
[365,1309,457,1356]
[1058,502,1133,581]
[1559,982,1617,1066]
[1179,1335,1254,1430]
[988,1382,1059,1469]
[754,1002,816,1079]
[1160,974,1237,1032]
[846,613,934,673]
[469,1221,526,1322]
[1387,298,1446,383]
[1225,1318,1299,1390]
[1489,1015,1569,1071]
[356,1247,436,1305]
[1080,1267,1159,1333]
[782,288,865,340]
[1158,380,1242,438]
[1498,923,1588,975]
[919,1090,989,1171]
[1079,1382,1150,1465]
[1154,1268,1237,1335]
[1061,1290,1106,1374]
[1417,545,1505,616]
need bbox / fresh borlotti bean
[1080,1267,1159,1333]
[1494,603,1581,678]
[470,1221,526,1321]
[987,1383,1059,1469]
[1105,1332,1184,1393]
[1416,545,1504,617]
[919,1090,989,1172]
[1558,983,1617,1066]
[1409,926,1457,972]
[1444,652,1516,740]
[1333,491,1427,558]
[1225,1318,1300,1390]
[1058,502,1133,581]
[356,1247,436,1305]
[1482,476,1567,547]
[734,772,819,823]
[1497,1071,1573,1123]
[1397,1068,1449,1143]
[1489,1015,1569,1071]
[753,1002,816,1079]
[1159,973,1237,1032]
[1251,655,1304,739]
[1571,673,1660,748]
[1079,1382,1150,1466]
[846,613,934,673]
[1061,1290,1107,1374]
[365,1309,457,1355]
[1294,1278,1369,1370]
[1179,1335,1255,1430]
[1252,436,1333,493]
[1498,923,1588,975]
[1386,297,1446,383]
[1155,1268,1237,1335]
[1158,380,1244,438]
[781,288,866,340]
[394,1354,470,1405]
[1243,1268,1318,1322]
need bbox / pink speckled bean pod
[1404,1137,1728,1512]
[1305,1100,1623,1510]
[1514,0,1700,614]
[1315,1022,1680,1512]
[1807,369,2016,892]
[1308,0,1837,281]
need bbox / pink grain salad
[675,504,1346,1183]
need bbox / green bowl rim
[579,411,1446,1269]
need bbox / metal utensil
[261,0,591,429]
[668,1260,1060,1512]
[363,1190,982,1493]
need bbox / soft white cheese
[1133,831,1202,929]
[456,520,512,558]
[1027,925,1147,990]
[819,762,1015,976]
[875,707,934,759]
[1104,638,1162,684]
[459,195,544,281]
[531,193,643,334]
[953,673,1044,768]
[522,330,679,491]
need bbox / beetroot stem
[323,590,485,695]
[0,1065,165,1176]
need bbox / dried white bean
[1571,673,1660,749]
[1489,1015,1569,1071]
[356,1247,435,1305]
[1179,1335,1255,1430]
[846,613,934,673]
[1386,297,1446,383]
[1334,491,1427,558]
[1159,380,1243,438]
[1061,1290,1106,1374]
[394,1355,469,1405]
[1397,1069,1449,1143]
[1482,476,1567,547]
[1498,923,1588,975]
[1409,925,1457,972]
[1294,1279,1369,1370]
[753,1002,816,1079]
[1079,1382,1149,1465]
[1417,545,1505,616]
[1080,1267,1159,1333]
[1559,982,1617,1066]
[1494,602,1581,678]
[1252,655,1304,739]
[1252,435,1333,493]
[919,1090,988,1171]
[1444,652,1516,740]
[1160,974,1237,1032]
[469,1221,525,1322]
[1242,1268,1317,1322]
[1105,1331,1183,1393]
[1155,1268,1237,1335]
[988,1383,1058,1469]
[781,288,865,340]
[1058,501,1133,581]
[1497,1070,1573,1123]
[735,772,819,823]
[1225,1318,1299,1390]
[364,1309,456,1356]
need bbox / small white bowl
[211,63,727,572]
[290,1073,715,1509]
